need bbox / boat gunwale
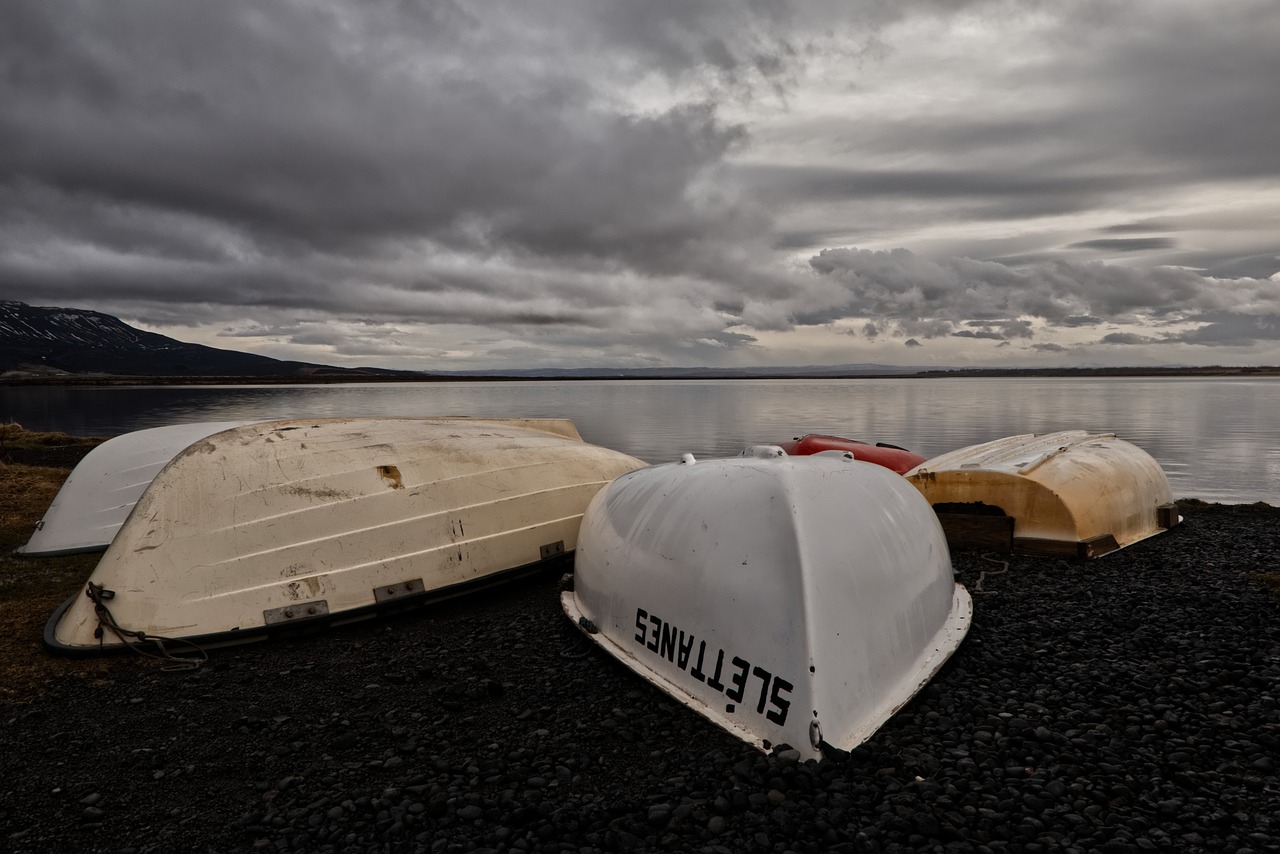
[561,582,973,757]
[43,550,574,656]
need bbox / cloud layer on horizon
[2,0,1279,369]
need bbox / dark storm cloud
[5,0,1044,369]
[0,2,790,319]
[0,2,748,261]
[2,0,1278,368]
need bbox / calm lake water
[3,377,1278,504]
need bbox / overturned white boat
[19,421,252,557]
[47,417,645,654]
[562,446,972,761]
[907,430,1180,558]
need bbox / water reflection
[2,377,1277,504]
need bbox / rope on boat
[85,582,209,671]
[974,553,1009,595]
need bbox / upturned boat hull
[46,417,645,654]
[775,434,926,474]
[907,431,1180,557]
[19,421,252,557]
[562,446,972,760]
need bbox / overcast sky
[3,0,1279,370]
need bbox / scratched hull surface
[47,417,646,652]
[562,446,972,761]
[19,421,253,557]
[906,431,1179,557]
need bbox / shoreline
[4,365,1280,387]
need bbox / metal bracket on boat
[263,600,330,626]
[540,540,566,560]
[374,578,426,604]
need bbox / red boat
[775,434,926,475]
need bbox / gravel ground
[2,504,1278,854]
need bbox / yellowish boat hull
[907,431,1179,558]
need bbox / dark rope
[86,583,208,671]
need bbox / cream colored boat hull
[47,417,645,652]
[906,431,1179,557]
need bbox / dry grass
[0,420,101,451]
[0,444,114,702]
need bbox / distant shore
[4,364,1280,386]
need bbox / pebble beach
[2,503,1278,853]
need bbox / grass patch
[0,420,105,469]
[0,442,114,702]
[0,420,101,450]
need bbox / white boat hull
[47,418,645,653]
[19,421,252,557]
[562,447,972,760]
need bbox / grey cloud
[1067,238,1177,252]
[1031,343,1068,352]
[1100,332,1155,345]
[950,319,1034,341]
[1166,313,1280,345]
[734,163,1131,212]
[1101,220,1175,234]
[761,3,1280,275]
[1195,254,1280,281]
[0,0,812,362]
[807,247,1220,324]
[800,246,1280,349]
[897,319,956,340]
[2,0,1278,370]
[904,338,922,347]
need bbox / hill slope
[0,301,398,378]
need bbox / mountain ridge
[0,301,406,378]
[0,300,935,380]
